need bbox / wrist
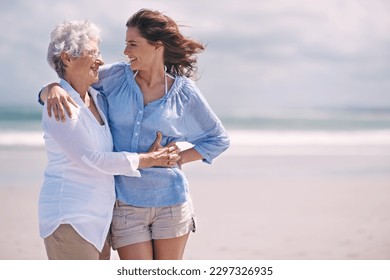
[40,82,61,104]
[138,153,153,169]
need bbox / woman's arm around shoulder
[38,83,77,122]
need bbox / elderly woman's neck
[64,77,89,101]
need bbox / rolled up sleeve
[183,85,230,164]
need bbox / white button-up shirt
[38,79,140,251]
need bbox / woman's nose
[95,56,104,66]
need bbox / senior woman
[39,20,179,260]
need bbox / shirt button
[139,110,143,114]
[137,122,140,125]
[135,133,139,136]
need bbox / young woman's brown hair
[126,8,205,78]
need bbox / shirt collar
[59,78,100,106]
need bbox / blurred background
[1,0,390,260]
[1,0,390,119]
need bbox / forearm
[178,148,203,166]
[38,83,59,104]
[39,86,49,104]
[82,151,140,177]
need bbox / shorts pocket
[111,206,135,230]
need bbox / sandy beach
[1,139,390,260]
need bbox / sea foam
[1,129,390,156]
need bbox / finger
[155,131,163,145]
[168,145,180,153]
[167,154,181,164]
[47,98,52,118]
[56,102,65,122]
[68,96,78,108]
[53,102,60,122]
[151,132,162,148]
[168,157,180,166]
[166,141,176,148]
[148,132,163,152]
[66,96,77,118]
[170,154,181,161]
[62,98,72,119]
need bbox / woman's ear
[154,41,163,51]
[60,52,72,66]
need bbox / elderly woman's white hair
[47,20,101,78]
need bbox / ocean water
[1,105,390,156]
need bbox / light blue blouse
[94,61,230,207]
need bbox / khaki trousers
[44,224,110,260]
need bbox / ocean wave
[1,129,390,148]
[227,129,390,146]
[0,131,44,147]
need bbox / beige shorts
[110,200,196,250]
[44,224,111,260]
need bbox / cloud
[1,0,390,115]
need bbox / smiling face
[65,40,104,87]
[123,27,162,71]
[74,40,103,84]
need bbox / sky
[1,0,390,117]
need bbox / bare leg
[117,241,153,260]
[99,238,111,260]
[153,233,190,260]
